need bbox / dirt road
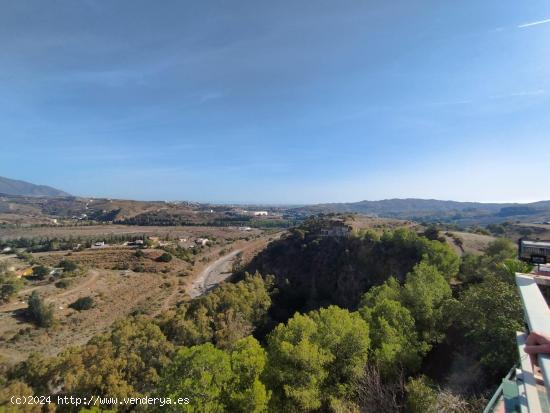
[188,250,241,298]
[0,254,16,262]
[187,231,284,299]
[0,270,100,313]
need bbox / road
[0,254,16,262]
[188,249,242,298]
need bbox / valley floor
[0,226,277,365]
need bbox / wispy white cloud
[424,89,546,108]
[199,92,223,104]
[55,69,146,87]
[426,99,473,107]
[518,18,550,28]
[490,89,546,99]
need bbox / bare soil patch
[0,268,174,363]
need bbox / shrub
[69,296,94,311]
[157,252,173,263]
[55,279,73,289]
[405,376,437,413]
[1,281,21,303]
[423,226,440,241]
[58,259,78,272]
[32,265,50,280]
[0,264,23,302]
[114,262,130,270]
[27,291,55,327]
[16,251,35,263]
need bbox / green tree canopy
[401,262,452,344]
[484,238,516,260]
[0,380,41,413]
[420,239,460,280]
[265,306,370,411]
[359,277,401,308]
[360,297,427,376]
[226,337,270,413]
[360,262,451,352]
[157,337,269,413]
[40,316,175,402]
[452,276,523,379]
[158,343,232,412]
[458,239,527,285]
[160,273,272,348]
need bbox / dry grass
[345,216,418,233]
[0,268,171,361]
[442,231,495,256]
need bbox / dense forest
[0,218,530,412]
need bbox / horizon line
[9,192,548,207]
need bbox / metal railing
[516,273,550,410]
[517,331,543,412]
[482,367,516,413]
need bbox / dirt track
[188,250,241,298]
[187,231,283,298]
[0,270,100,314]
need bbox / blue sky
[0,1,549,204]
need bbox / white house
[195,238,209,246]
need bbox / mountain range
[294,198,550,225]
[0,176,70,197]
[1,175,549,226]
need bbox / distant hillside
[294,198,550,225]
[0,176,70,197]
[0,194,246,226]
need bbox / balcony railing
[516,275,550,392]
[484,273,550,413]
